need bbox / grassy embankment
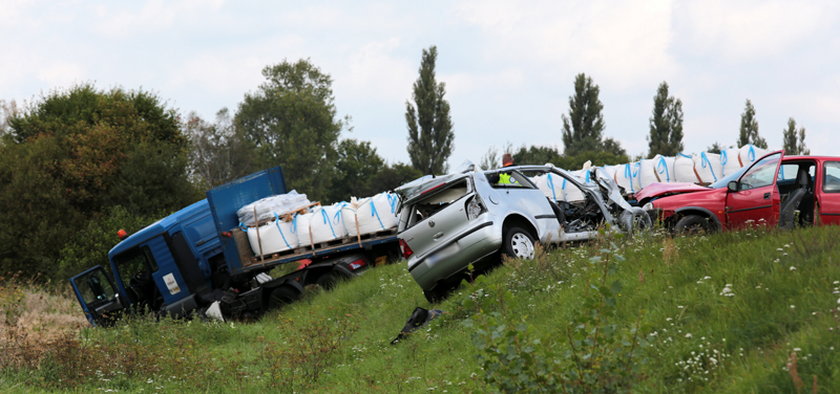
[1,226,839,392]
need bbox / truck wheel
[674,215,712,235]
[502,226,536,260]
[316,269,352,291]
[267,285,301,310]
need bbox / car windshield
[708,165,749,189]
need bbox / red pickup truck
[636,151,840,233]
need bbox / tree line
[0,45,812,281]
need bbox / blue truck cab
[70,167,399,326]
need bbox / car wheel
[503,226,536,259]
[621,207,653,234]
[423,284,452,303]
[267,285,301,310]
[674,215,713,235]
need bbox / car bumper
[408,220,502,291]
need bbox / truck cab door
[726,151,783,229]
[70,265,124,326]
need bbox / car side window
[823,162,840,193]
[739,153,780,191]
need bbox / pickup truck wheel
[502,227,536,260]
[267,285,301,310]
[674,215,712,235]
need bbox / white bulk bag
[246,215,299,256]
[674,153,698,183]
[294,212,313,248]
[739,144,769,166]
[721,148,742,177]
[309,205,348,244]
[237,190,310,226]
[598,165,618,181]
[614,162,641,194]
[353,194,399,235]
[693,152,722,184]
[564,170,588,202]
[639,156,672,188]
[532,173,565,202]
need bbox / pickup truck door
[70,265,124,326]
[818,160,840,225]
[726,151,783,229]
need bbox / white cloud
[455,0,676,89]
[94,0,226,37]
[679,0,836,61]
[333,38,415,103]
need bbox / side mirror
[727,181,740,192]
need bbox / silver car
[395,164,649,302]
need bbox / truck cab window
[114,247,160,308]
[79,270,116,305]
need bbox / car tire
[620,207,653,234]
[267,285,301,310]
[674,215,713,235]
[502,226,536,260]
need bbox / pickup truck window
[824,162,840,193]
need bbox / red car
[637,151,840,233]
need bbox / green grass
[2,226,840,392]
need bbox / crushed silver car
[394,163,650,302]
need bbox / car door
[725,151,783,229]
[399,177,475,260]
[818,160,840,225]
[70,265,124,326]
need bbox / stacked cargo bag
[532,173,565,202]
[614,162,641,195]
[295,212,314,248]
[352,193,399,235]
[638,155,672,188]
[598,165,618,183]
[563,170,588,202]
[721,148,742,176]
[674,153,698,183]
[245,214,299,256]
[309,204,348,244]
[739,144,768,166]
[693,152,722,184]
[237,190,310,226]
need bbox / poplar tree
[647,81,684,157]
[782,118,810,155]
[405,46,454,174]
[738,99,767,148]
[562,73,606,155]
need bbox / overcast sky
[2,0,839,168]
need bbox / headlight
[642,202,654,211]
[466,195,486,219]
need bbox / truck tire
[267,285,301,310]
[674,214,713,235]
[316,268,352,291]
[502,226,536,260]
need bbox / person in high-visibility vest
[498,153,517,185]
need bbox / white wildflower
[789,266,796,271]
[685,333,693,338]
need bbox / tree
[405,46,454,175]
[1,85,197,278]
[782,118,810,155]
[647,82,684,157]
[512,145,564,166]
[235,59,344,202]
[371,163,423,193]
[184,108,253,188]
[562,73,607,155]
[328,139,386,202]
[738,99,767,148]
[707,142,724,154]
